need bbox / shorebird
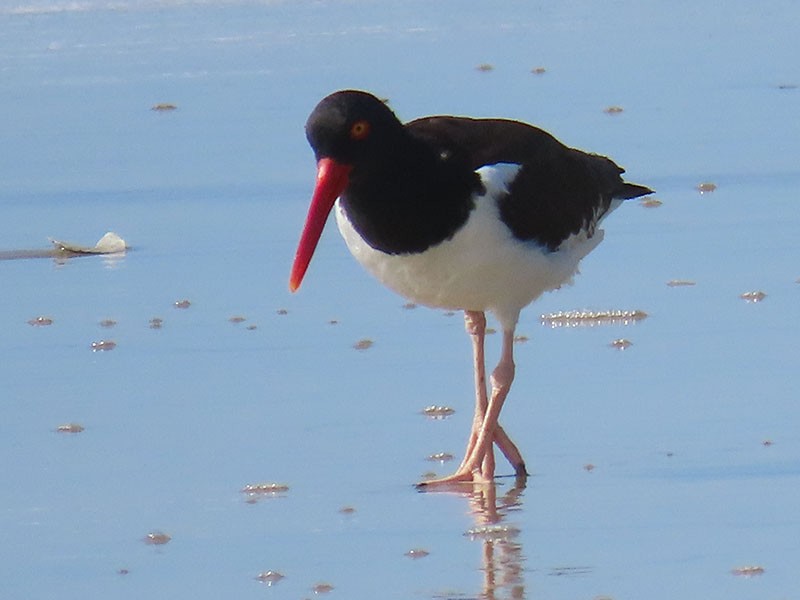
[290,90,652,486]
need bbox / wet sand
[1,1,799,598]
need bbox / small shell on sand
[421,405,455,419]
[28,316,53,326]
[696,182,717,193]
[610,338,632,350]
[241,483,289,495]
[740,290,767,303]
[353,338,373,350]
[91,339,116,351]
[143,532,171,545]
[640,197,663,208]
[731,565,764,577]
[426,452,455,463]
[255,570,284,585]
[667,279,696,287]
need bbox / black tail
[616,182,654,199]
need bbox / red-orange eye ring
[349,120,370,140]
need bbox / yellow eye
[349,120,370,140]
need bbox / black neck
[340,136,482,255]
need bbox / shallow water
[1,1,799,598]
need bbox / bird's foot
[511,461,529,478]
[415,468,493,491]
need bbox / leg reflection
[464,476,527,599]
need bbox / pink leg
[457,311,489,473]
[458,329,516,480]
[419,323,524,487]
[495,424,527,477]
[459,312,526,475]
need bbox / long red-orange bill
[289,158,352,292]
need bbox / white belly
[335,164,604,329]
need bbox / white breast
[335,163,604,329]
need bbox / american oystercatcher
[290,90,652,486]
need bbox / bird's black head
[305,90,404,165]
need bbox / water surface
[1,1,798,598]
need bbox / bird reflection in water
[462,476,527,600]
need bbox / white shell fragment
[50,232,127,255]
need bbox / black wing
[407,116,653,250]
